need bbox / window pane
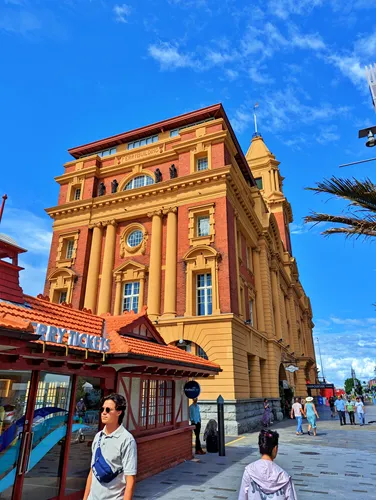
[66,240,74,259]
[197,216,210,237]
[127,230,143,247]
[255,177,263,189]
[124,175,154,191]
[74,188,81,200]
[197,157,208,171]
[170,130,179,137]
[59,291,67,303]
[123,281,140,313]
[197,346,208,360]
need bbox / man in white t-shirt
[355,396,366,426]
[290,397,305,435]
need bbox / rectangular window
[249,299,254,326]
[97,147,117,157]
[197,215,210,237]
[255,177,263,190]
[127,135,158,150]
[196,157,208,171]
[123,281,140,313]
[169,129,179,137]
[66,240,75,259]
[197,273,212,316]
[59,291,67,304]
[74,188,81,200]
[140,379,173,429]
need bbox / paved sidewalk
[135,404,376,499]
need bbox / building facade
[44,104,317,433]
[0,232,220,499]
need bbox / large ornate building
[44,104,317,433]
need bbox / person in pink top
[238,429,297,500]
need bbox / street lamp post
[316,337,325,382]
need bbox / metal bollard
[217,395,225,456]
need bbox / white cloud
[113,4,131,23]
[268,0,324,20]
[19,259,48,297]
[291,31,326,51]
[1,208,52,296]
[0,8,41,35]
[316,125,340,144]
[225,68,239,81]
[148,42,199,70]
[1,208,52,254]
[314,317,376,386]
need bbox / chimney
[0,233,26,304]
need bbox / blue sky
[1,0,376,386]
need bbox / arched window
[124,175,154,191]
[172,340,209,360]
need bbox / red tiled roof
[0,312,34,333]
[0,295,220,372]
[0,294,104,337]
[107,330,219,370]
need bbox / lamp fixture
[358,126,376,148]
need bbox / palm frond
[304,212,376,239]
[305,177,376,212]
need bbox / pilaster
[97,220,117,315]
[83,223,103,313]
[162,207,178,318]
[147,210,163,320]
[252,247,265,332]
[249,355,263,398]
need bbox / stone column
[114,275,123,316]
[233,211,243,316]
[84,223,103,313]
[97,220,117,315]
[288,287,300,355]
[258,239,274,338]
[249,355,263,398]
[147,210,163,320]
[163,207,177,317]
[253,247,265,332]
[271,263,283,339]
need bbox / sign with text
[31,322,111,352]
[184,381,201,399]
[306,383,334,389]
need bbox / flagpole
[253,111,258,134]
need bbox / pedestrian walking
[76,398,87,424]
[83,393,137,500]
[346,397,355,425]
[238,429,297,500]
[189,397,206,455]
[305,397,319,436]
[262,398,271,428]
[290,397,305,435]
[334,395,346,425]
[355,396,366,426]
[329,396,335,418]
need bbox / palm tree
[304,176,376,238]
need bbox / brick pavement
[134,404,376,499]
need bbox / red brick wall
[226,200,240,315]
[136,429,192,481]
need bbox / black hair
[258,429,279,457]
[263,398,268,403]
[102,393,127,425]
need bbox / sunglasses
[100,407,113,414]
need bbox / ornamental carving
[120,223,148,257]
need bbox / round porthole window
[127,230,143,248]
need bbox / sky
[1,0,376,387]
